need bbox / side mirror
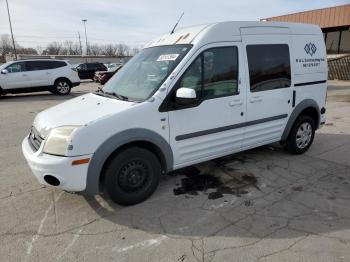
[176,87,197,105]
[1,69,8,74]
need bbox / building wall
[263,4,350,28]
[263,4,350,54]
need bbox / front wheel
[104,147,161,205]
[54,79,71,95]
[285,115,315,154]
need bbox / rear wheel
[54,79,71,95]
[104,147,161,205]
[285,115,315,154]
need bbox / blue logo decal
[304,43,317,56]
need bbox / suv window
[6,62,27,73]
[246,44,291,92]
[50,61,66,69]
[87,63,95,69]
[179,46,239,100]
[27,61,51,71]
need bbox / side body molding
[281,99,320,142]
[82,128,173,195]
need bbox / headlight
[43,126,80,156]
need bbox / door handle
[229,100,243,107]
[250,96,262,103]
[22,74,28,77]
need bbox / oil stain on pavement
[172,164,258,200]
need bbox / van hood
[33,93,135,138]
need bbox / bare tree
[131,46,140,56]
[61,41,81,55]
[116,43,130,56]
[102,44,118,56]
[17,47,38,55]
[89,43,103,56]
[43,41,62,55]
[36,45,43,55]
[0,34,15,62]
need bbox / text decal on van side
[296,42,325,68]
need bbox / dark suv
[76,63,107,80]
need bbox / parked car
[106,63,123,71]
[22,21,327,205]
[75,62,107,80]
[94,65,122,85]
[0,59,80,96]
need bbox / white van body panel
[169,41,246,168]
[22,21,327,194]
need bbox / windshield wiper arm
[105,91,129,101]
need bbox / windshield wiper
[94,87,106,96]
[105,91,130,101]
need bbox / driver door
[1,61,30,90]
[167,42,246,168]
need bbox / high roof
[144,21,321,48]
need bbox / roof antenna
[170,12,184,34]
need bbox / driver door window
[6,62,27,73]
[178,47,238,100]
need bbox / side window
[179,55,202,97]
[246,44,291,92]
[6,62,27,73]
[178,46,239,100]
[50,61,66,69]
[87,64,95,70]
[202,47,238,99]
[27,61,51,71]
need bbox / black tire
[285,115,315,154]
[54,79,71,95]
[104,147,161,205]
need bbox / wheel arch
[54,77,72,87]
[281,99,320,143]
[82,128,173,195]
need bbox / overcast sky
[0,0,348,48]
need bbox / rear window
[246,44,291,92]
[50,61,67,69]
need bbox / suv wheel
[285,115,315,154]
[104,147,161,205]
[54,79,71,95]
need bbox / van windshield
[102,44,192,101]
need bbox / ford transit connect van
[22,22,327,205]
[0,59,80,96]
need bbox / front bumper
[22,135,92,192]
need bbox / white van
[22,22,327,205]
[0,59,80,96]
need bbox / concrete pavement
[0,81,349,262]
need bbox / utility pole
[5,0,17,60]
[82,19,88,56]
[78,32,83,55]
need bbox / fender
[82,128,173,195]
[281,99,320,142]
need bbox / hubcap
[296,122,313,149]
[57,82,69,93]
[118,160,149,192]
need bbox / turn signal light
[72,158,90,166]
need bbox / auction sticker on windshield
[157,54,179,61]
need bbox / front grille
[28,127,44,151]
